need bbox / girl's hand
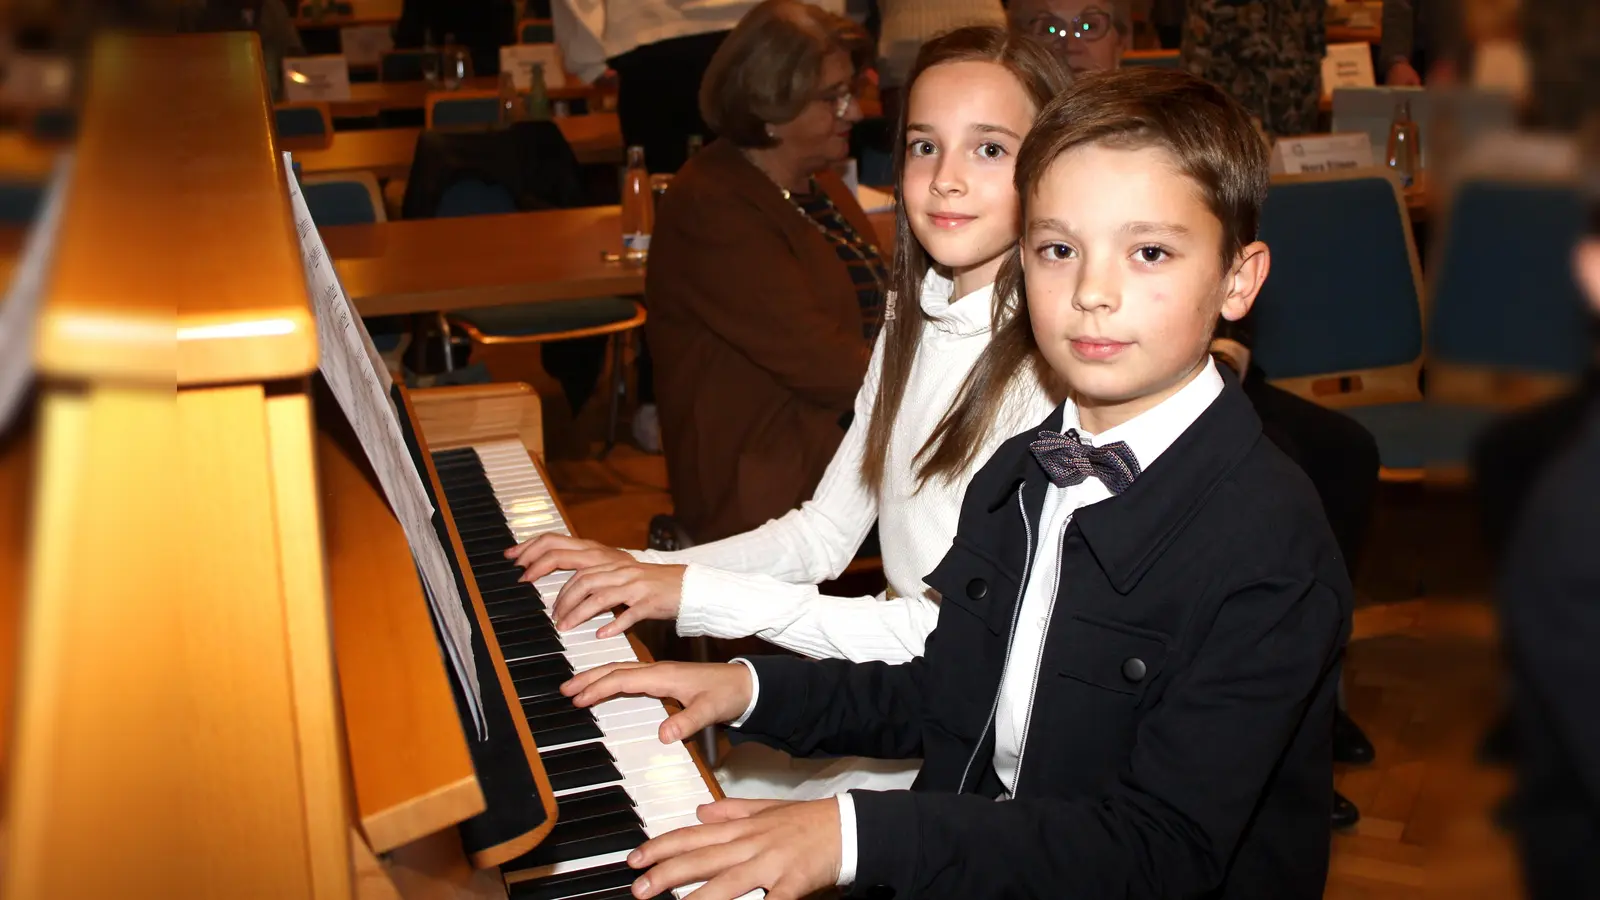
[562,661,752,744]
[505,533,631,581]
[625,798,843,900]
[550,561,686,636]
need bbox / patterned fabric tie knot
[1029,429,1142,494]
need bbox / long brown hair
[923,67,1271,475]
[859,26,1073,490]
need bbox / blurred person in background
[1004,0,1379,830]
[1380,0,1464,85]
[1179,0,1324,137]
[875,0,1005,119]
[394,0,517,76]
[642,0,884,544]
[1502,126,1600,900]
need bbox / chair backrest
[1122,49,1181,69]
[435,178,518,217]
[380,48,438,82]
[1252,168,1425,406]
[301,172,387,225]
[426,90,501,130]
[274,102,332,139]
[518,18,555,43]
[1426,177,1590,396]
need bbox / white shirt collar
[1058,357,1225,473]
[918,269,997,337]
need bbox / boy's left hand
[626,798,842,900]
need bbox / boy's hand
[625,798,843,900]
[562,661,752,744]
[505,533,631,582]
[551,561,686,636]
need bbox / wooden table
[288,113,623,177]
[330,76,606,119]
[324,207,897,317]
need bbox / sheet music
[284,152,486,737]
[0,152,72,432]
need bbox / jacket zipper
[1011,521,1070,793]
[956,487,1033,794]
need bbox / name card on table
[500,44,565,92]
[1270,132,1375,175]
[283,55,352,102]
[340,25,395,67]
[1321,42,1375,100]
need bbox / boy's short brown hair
[698,0,872,149]
[1016,66,1270,268]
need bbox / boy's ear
[1219,241,1270,322]
[1576,238,1600,315]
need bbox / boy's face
[1022,143,1269,431]
[1007,0,1128,74]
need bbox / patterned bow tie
[1029,429,1142,494]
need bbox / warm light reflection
[176,319,298,341]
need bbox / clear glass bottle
[1385,98,1421,189]
[421,28,440,87]
[620,145,653,262]
[524,62,551,121]
[442,34,471,90]
[498,71,522,125]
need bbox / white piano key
[611,740,694,775]
[504,848,635,884]
[598,707,668,730]
[624,774,715,806]
[622,761,704,789]
[571,646,644,670]
[644,813,705,838]
[636,794,710,823]
[591,696,661,718]
[602,722,670,746]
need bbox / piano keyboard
[430,440,761,900]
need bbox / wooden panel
[0,404,32,782]
[412,383,544,459]
[34,33,316,386]
[319,399,485,854]
[399,385,559,866]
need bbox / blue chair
[426,91,501,130]
[300,172,386,225]
[380,49,439,82]
[518,19,555,43]
[0,182,44,224]
[274,102,332,140]
[435,179,519,217]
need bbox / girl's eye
[977,141,1007,160]
[1135,245,1169,264]
[908,140,936,157]
[1038,243,1075,261]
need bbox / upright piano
[0,30,744,900]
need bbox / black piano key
[513,670,573,702]
[463,537,516,558]
[522,693,585,721]
[492,609,557,631]
[446,497,508,519]
[509,862,640,900]
[482,582,540,603]
[509,654,573,681]
[556,785,638,824]
[528,708,604,747]
[495,614,559,643]
[489,599,546,624]
[469,558,524,577]
[443,487,501,507]
[500,634,566,662]
[473,568,528,592]
[457,521,516,542]
[431,448,478,461]
[514,809,648,869]
[453,507,514,528]
[542,751,622,793]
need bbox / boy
[563,68,1351,900]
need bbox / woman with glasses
[1003,0,1131,74]
[641,0,887,546]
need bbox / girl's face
[902,60,1039,295]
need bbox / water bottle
[498,71,523,125]
[1385,98,1421,189]
[442,34,471,90]
[524,62,551,120]
[620,146,653,262]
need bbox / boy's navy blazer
[740,368,1354,900]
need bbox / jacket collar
[986,364,1263,593]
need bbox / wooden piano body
[0,30,726,900]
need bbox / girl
[507,26,1072,794]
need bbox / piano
[0,30,746,900]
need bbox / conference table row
[285,113,625,175]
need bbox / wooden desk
[289,113,622,177]
[1328,24,1382,44]
[330,76,603,118]
[295,12,401,29]
[327,206,643,315]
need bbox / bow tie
[1029,429,1142,494]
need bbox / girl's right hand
[505,533,632,581]
[562,661,754,744]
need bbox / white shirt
[633,271,1057,663]
[551,0,846,84]
[992,358,1225,795]
[737,358,1224,885]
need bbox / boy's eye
[1135,245,1169,264]
[976,141,1007,160]
[908,139,936,157]
[1038,242,1075,261]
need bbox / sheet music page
[0,152,72,432]
[283,152,486,737]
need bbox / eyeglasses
[817,82,862,119]
[1026,9,1115,43]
